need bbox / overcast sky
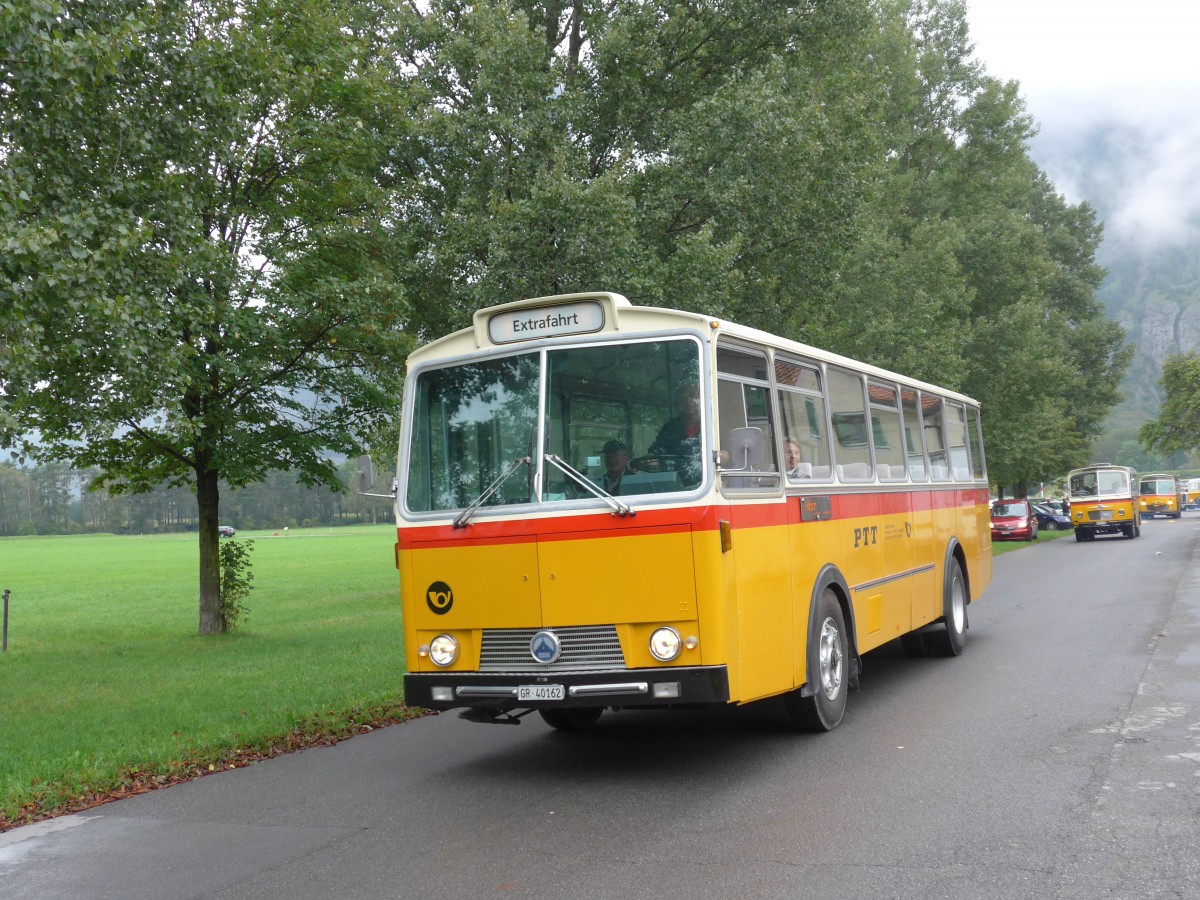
[965,0,1200,246]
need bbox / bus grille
[478,625,626,673]
[1087,509,1114,521]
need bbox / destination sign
[488,300,605,344]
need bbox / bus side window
[775,355,833,482]
[922,392,951,482]
[827,367,871,481]
[900,387,927,480]
[967,407,987,480]
[716,344,778,481]
[946,402,972,482]
[868,380,906,482]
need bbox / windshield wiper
[453,456,531,528]
[543,454,635,517]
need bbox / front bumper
[405,665,730,711]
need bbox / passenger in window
[648,383,703,485]
[784,438,805,478]
[600,439,634,495]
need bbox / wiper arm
[543,454,635,518]
[453,456,531,529]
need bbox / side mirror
[727,426,765,470]
[356,455,375,493]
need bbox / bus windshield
[1070,469,1130,498]
[1139,477,1175,494]
[405,337,702,513]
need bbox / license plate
[518,684,565,701]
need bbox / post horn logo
[426,581,453,615]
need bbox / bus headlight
[649,627,682,662]
[429,634,459,667]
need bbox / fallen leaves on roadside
[1,703,435,831]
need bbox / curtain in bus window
[868,381,906,481]
[406,353,540,512]
[827,368,871,480]
[900,387,927,480]
[776,356,832,481]
[544,338,702,498]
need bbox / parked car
[218,525,236,537]
[1034,498,1067,516]
[991,499,1038,541]
[1032,503,1071,531]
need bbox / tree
[1,0,413,632]
[384,0,885,340]
[842,0,1129,491]
[1140,352,1200,459]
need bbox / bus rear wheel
[539,707,603,731]
[927,559,967,657]
[785,588,848,732]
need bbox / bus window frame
[715,339,783,494]
[775,352,835,486]
[867,378,909,483]
[397,329,713,522]
[826,366,874,483]
[899,386,930,482]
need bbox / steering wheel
[629,454,689,472]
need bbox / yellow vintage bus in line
[1067,464,1140,541]
[1182,478,1200,510]
[391,292,992,732]
[1138,473,1181,519]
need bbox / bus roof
[406,291,981,407]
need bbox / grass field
[0,526,418,827]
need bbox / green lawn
[0,526,417,827]
[991,524,1074,554]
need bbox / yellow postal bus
[1138,473,1181,519]
[1182,478,1200,511]
[1068,464,1140,541]
[393,292,992,732]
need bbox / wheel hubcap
[818,617,843,700]
[950,574,966,633]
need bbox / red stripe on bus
[397,486,990,549]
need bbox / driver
[600,439,634,495]
[647,383,703,486]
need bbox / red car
[991,499,1038,541]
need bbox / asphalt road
[4,515,1200,899]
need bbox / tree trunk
[196,469,222,634]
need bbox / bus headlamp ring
[429,634,459,667]
[649,627,682,662]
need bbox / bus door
[900,388,939,626]
[828,368,912,650]
[717,343,793,702]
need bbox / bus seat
[837,462,871,480]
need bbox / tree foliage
[1139,352,1200,458]
[3,0,1129,619]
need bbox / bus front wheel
[785,588,848,732]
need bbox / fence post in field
[2,588,9,652]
